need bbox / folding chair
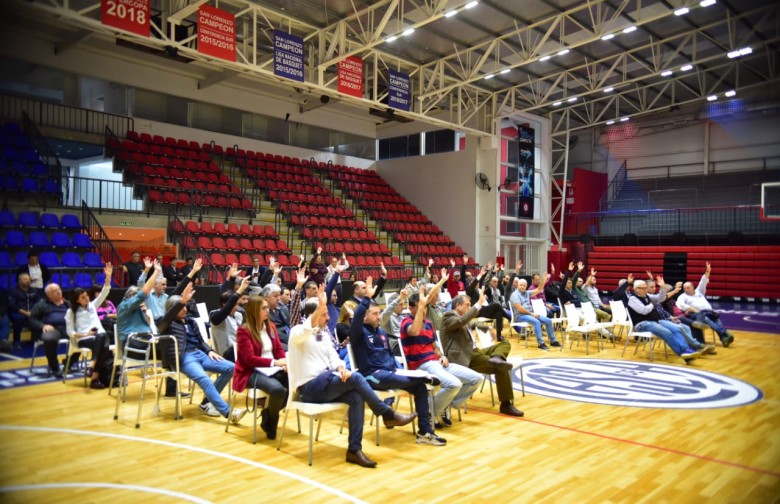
[30,337,69,373]
[562,304,603,355]
[225,342,269,444]
[62,335,94,387]
[531,298,565,346]
[276,347,349,466]
[475,326,523,398]
[610,301,667,361]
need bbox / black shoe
[50,367,63,379]
[423,375,441,386]
[538,343,550,351]
[499,402,524,417]
[487,356,513,371]
[550,341,561,347]
[90,378,106,390]
[434,421,444,430]
[440,410,453,427]
[346,449,377,468]
[721,333,734,347]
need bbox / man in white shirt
[676,262,734,347]
[288,286,416,468]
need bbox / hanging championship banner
[387,69,411,112]
[198,5,236,61]
[102,0,150,37]
[274,30,304,82]
[517,125,535,219]
[338,56,364,98]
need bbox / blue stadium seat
[17,211,39,227]
[74,272,93,289]
[94,272,106,285]
[22,178,39,192]
[0,251,11,268]
[6,230,27,248]
[83,252,103,268]
[72,233,93,248]
[1,174,19,192]
[60,214,81,230]
[0,209,14,227]
[29,231,51,249]
[44,179,61,194]
[51,232,71,248]
[0,274,9,290]
[40,213,60,228]
[14,251,28,267]
[62,251,83,268]
[52,272,73,289]
[39,251,60,268]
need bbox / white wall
[569,111,780,180]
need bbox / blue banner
[517,125,535,219]
[274,30,304,82]
[387,69,411,111]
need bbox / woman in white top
[65,264,112,389]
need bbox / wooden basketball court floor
[0,329,778,503]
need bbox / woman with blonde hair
[233,295,288,440]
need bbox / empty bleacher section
[0,210,109,290]
[587,245,780,300]
[106,130,254,217]
[0,122,61,200]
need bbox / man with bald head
[510,275,560,351]
[676,262,734,347]
[28,283,70,377]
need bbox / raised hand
[550,263,555,274]
[646,270,653,279]
[627,272,634,283]
[577,261,584,272]
[440,267,449,282]
[181,282,195,304]
[657,276,666,286]
[450,258,456,268]
[463,254,469,264]
[296,266,308,287]
[428,258,434,267]
[706,261,711,274]
[590,267,597,276]
[228,262,239,279]
[237,276,251,294]
[568,261,575,271]
[675,281,683,289]
[516,260,523,272]
[477,285,486,305]
[143,257,153,269]
[104,262,113,277]
[269,257,277,268]
[365,276,377,298]
[153,258,162,272]
[480,265,488,276]
[380,261,387,276]
[399,287,409,301]
[336,261,347,273]
[192,258,203,273]
[273,263,283,276]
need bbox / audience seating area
[0,123,60,195]
[0,210,104,289]
[588,245,780,300]
[108,132,253,214]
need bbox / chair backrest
[564,303,581,328]
[580,302,599,324]
[284,343,302,404]
[346,343,357,372]
[609,300,629,324]
[530,298,547,317]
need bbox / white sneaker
[416,432,447,446]
[199,403,220,417]
[230,408,247,425]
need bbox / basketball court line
[468,407,780,478]
[0,482,213,503]
[0,425,367,504]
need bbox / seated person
[90,284,117,333]
[509,275,561,351]
[28,283,69,377]
[210,274,252,360]
[157,283,246,423]
[465,263,511,340]
[9,272,41,349]
[559,262,584,307]
[350,277,446,446]
[627,279,702,362]
[262,283,290,349]
[234,295,288,440]
[676,262,735,347]
[582,268,611,316]
[380,289,407,356]
[64,264,113,388]
[531,263,561,317]
[648,279,716,356]
[440,292,524,417]
[289,286,417,468]
[401,279,483,428]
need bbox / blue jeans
[299,370,392,452]
[691,311,728,339]
[635,321,692,356]
[419,360,483,415]
[366,369,433,435]
[180,349,234,416]
[515,314,558,345]
[659,320,703,350]
[545,303,561,318]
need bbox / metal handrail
[81,201,124,285]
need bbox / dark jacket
[156,300,211,370]
[29,298,70,331]
[17,264,51,286]
[349,297,397,374]
[9,286,41,315]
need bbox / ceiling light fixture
[464,1,479,9]
[601,33,615,41]
[567,97,577,102]
[606,120,615,125]
[661,70,673,77]
[725,90,736,97]
[707,94,717,101]
[500,68,510,74]
[444,10,458,17]
[484,74,494,80]
[603,87,614,93]
[623,26,637,34]
[403,28,415,36]
[557,48,570,56]
[539,55,551,62]
[553,101,562,106]
[739,47,753,56]
[680,64,693,71]
[700,0,716,6]
[620,117,629,122]
[674,7,690,15]
[727,50,740,58]
[386,35,398,43]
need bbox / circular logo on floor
[512,359,763,409]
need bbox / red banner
[338,56,364,98]
[101,0,150,37]
[198,5,236,62]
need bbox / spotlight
[464,1,479,8]
[484,74,494,80]
[567,97,577,102]
[553,101,562,106]
[500,68,510,74]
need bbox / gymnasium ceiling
[5,0,780,137]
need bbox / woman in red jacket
[234,295,288,440]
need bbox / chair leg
[225,392,236,433]
[252,399,259,445]
[308,416,315,466]
[276,408,290,450]
[519,365,525,397]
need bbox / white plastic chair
[509,310,530,346]
[276,345,349,466]
[109,325,147,397]
[30,337,69,372]
[610,301,667,361]
[225,342,269,444]
[581,301,616,348]
[563,303,604,355]
[62,335,94,386]
[531,298,565,346]
[476,326,524,398]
